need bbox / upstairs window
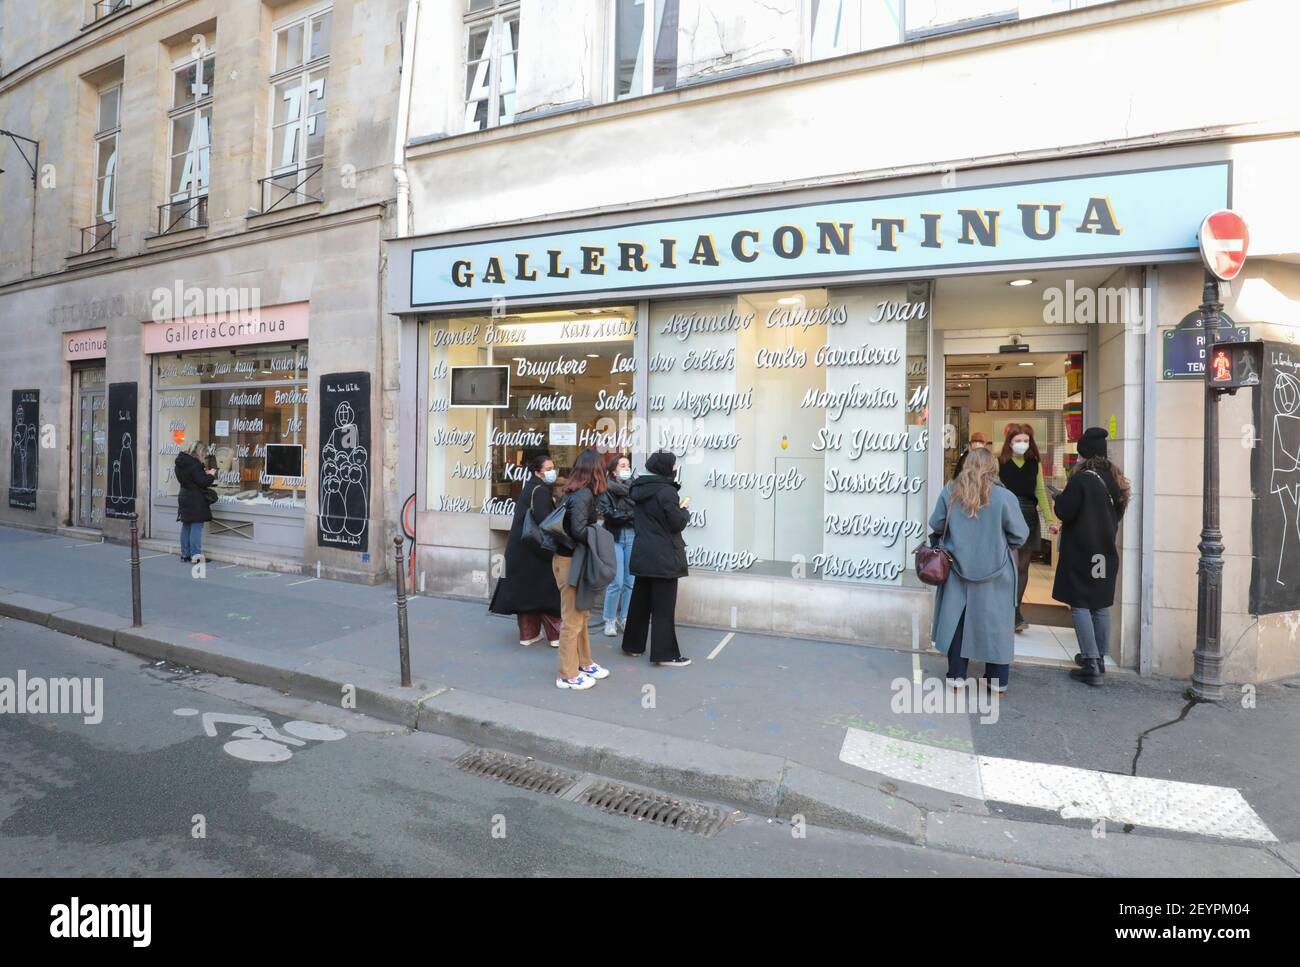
[267,7,332,209]
[94,83,121,224]
[166,50,215,224]
[807,0,905,60]
[612,0,678,100]
[464,0,519,131]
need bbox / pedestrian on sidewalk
[930,446,1029,695]
[489,453,562,649]
[175,441,217,563]
[997,423,1058,632]
[1052,427,1130,686]
[553,448,614,690]
[621,450,692,667]
[951,431,988,480]
[598,454,637,637]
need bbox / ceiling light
[1008,278,1034,287]
[586,353,600,358]
[777,295,803,306]
[1017,361,1034,367]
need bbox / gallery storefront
[385,157,1249,657]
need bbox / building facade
[0,0,407,582]
[386,0,1300,682]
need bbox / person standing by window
[930,447,1029,695]
[489,453,562,649]
[998,423,1058,632]
[175,441,216,562]
[1052,428,1130,686]
[621,450,692,667]
[598,454,637,637]
[552,449,612,690]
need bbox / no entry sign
[1199,210,1250,281]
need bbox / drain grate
[577,781,735,836]
[454,749,579,796]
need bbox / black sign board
[105,381,138,520]
[317,371,370,552]
[1251,342,1300,615]
[8,389,38,510]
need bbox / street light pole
[1191,270,1225,701]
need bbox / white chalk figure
[10,403,36,495]
[107,431,135,507]
[319,401,368,544]
[1270,372,1300,586]
[173,708,346,763]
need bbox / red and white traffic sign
[1198,210,1249,281]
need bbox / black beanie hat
[1078,427,1109,459]
[645,450,677,477]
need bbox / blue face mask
[617,469,632,482]
[541,469,557,484]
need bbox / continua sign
[406,162,1229,308]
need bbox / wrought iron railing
[258,163,324,214]
[157,195,208,235]
[92,0,132,21]
[79,220,116,254]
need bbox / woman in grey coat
[928,447,1030,693]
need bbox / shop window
[645,284,929,585]
[464,0,519,131]
[266,7,331,212]
[153,344,309,510]
[426,306,636,515]
[612,0,678,100]
[163,49,215,232]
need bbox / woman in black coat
[1052,427,1130,686]
[620,450,692,666]
[489,453,562,648]
[175,442,216,563]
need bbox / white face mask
[617,469,632,482]
[541,469,557,484]
[1011,441,1030,456]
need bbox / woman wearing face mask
[598,454,637,637]
[998,424,1058,633]
[489,453,564,649]
[952,432,989,480]
[621,450,692,667]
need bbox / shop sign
[62,328,107,361]
[1251,343,1300,614]
[406,162,1229,308]
[105,382,138,520]
[318,372,370,552]
[9,390,39,510]
[142,302,309,354]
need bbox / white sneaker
[548,639,559,649]
[520,634,543,647]
[603,620,617,637]
[556,673,595,690]
[579,662,610,680]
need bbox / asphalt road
[0,618,1057,877]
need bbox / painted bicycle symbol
[174,708,346,762]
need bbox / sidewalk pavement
[1,524,1297,877]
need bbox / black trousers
[946,609,1010,688]
[620,576,681,662]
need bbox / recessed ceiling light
[1017,361,1034,367]
[586,353,600,358]
[777,295,803,306]
[1008,278,1034,287]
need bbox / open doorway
[944,351,1086,635]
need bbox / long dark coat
[175,452,214,523]
[1051,464,1125,610]
[627,474,690,579]
[929,482,1029,665]
[489,475,561,616]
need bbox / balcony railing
[258,164,324,215]
[92,0,132,21]
[79,220,116,255]
[157,195,208,235]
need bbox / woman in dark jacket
[621,450,692,667]
[598,454,637,637]
[489,453,562,648]
[175,441,216,562]
[551,449,612,691]
[1052,427,1130,686]
[998,423,1058,632]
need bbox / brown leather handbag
[914,512,953,586]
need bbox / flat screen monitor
[450,365,510,408]
[265,443,304,477]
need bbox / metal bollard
[394,536,412,687]
[129,513,142,627]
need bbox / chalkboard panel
[1250,342,1300,615]
[317,371,370,552]
[9,389,38,510]
[105,381,138,520]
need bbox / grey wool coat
[929,481,1030,665]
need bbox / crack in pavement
[1130,697,1199,777]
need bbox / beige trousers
[552,555,593,679]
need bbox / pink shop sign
[62,328,107,361]
[142,302,310,354]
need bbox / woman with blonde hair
[175,440,217,563]
[928,446,1030,694]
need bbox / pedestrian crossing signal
[1208,340,1263,391]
